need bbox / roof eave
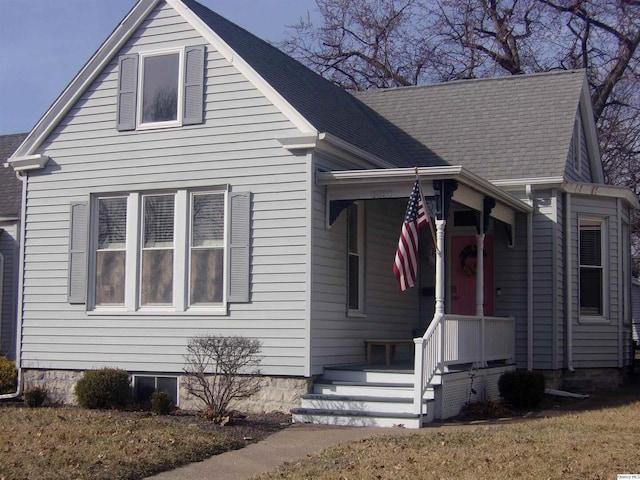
[561,180,639,209]
[8,154,50,173]
[317,166,532,213]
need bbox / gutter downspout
[526,185,534,371]
[565,192,574,372]
[0,171,27,400]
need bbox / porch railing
[413,314,515,415]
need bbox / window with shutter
[86,188,249,312]
[116,46,205,131]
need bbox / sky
[0,0,317,135]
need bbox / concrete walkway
[147,423,417,480]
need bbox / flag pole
[414,167,439,253]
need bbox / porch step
[301,393,432,414]
[314,380,434,399]
[322,366,414,384]
[293,365,437,429]
[291,408,425,429]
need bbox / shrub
[183,335,262,424]
[0,356,17,394]
[498,370,546,408]
[74,368,131,409]
[150,391,173,415]
[24,387,47,408]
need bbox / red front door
[450,235,494,316]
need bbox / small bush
[0,356,17,394]
[498,370,546,408]
[74,368,131,409]
[183,335,262,423]
[150,391,173,415]
[24,387,47,408]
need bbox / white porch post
[476,225,487,367]
[435,219,446,315]
[475,233,485,317]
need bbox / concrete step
[313,381,421,398]
[322,367,414,384]
[291,408,425,429]
[301,393,433,415]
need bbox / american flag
[394,178,428,291]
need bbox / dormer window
[116,46,205,131]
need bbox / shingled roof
[182,0,412,167]
[0,133,27,218]
[354,71,586,181]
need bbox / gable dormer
[564,79,605,185]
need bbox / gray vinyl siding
[310,154,418,373]
[20,3,307,376]
[570,195,621,368]
[494,213,528,368]
[555,191,564,369]
[530,190,556,369]
[564,112,593,183]
[632,282,640,343]
[0,222,18,360]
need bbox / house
[7,0,637,426]
[0,133,27,361]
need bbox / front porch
[296,167,528,427]
[292,314,516,428]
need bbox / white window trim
[89,187,228,315]
[136,47,185,130]
[347,202,366,317]
[578,215,608,324]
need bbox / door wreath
[458,244,485,277]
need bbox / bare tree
[283,0,640,263]
[183,335,262,423]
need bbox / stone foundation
[22,369,311,413]
[23,369,84,406]
[179,375,312,413]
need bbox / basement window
[133,375,178,405]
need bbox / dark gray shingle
[0,133,27,217]
[354,71,585,180]
[182,0,412,167]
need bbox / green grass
[0,407,241,480]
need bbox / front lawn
[0,407,287,480]
[255,396,640,479]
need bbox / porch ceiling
[316,166,532,227]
